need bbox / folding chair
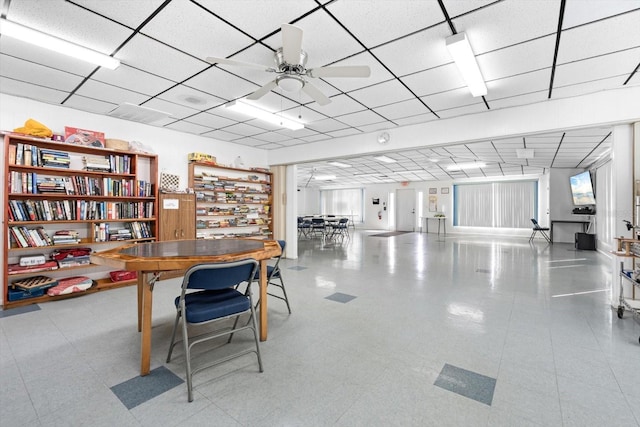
[252,240,291,314]
[529,218,551,243]
[166,259,262,402]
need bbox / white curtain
[320,188,363,222]
[454,180,537,228]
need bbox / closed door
[396,189,415,231]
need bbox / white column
[610,124,634,307]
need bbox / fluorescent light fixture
[516,149,535,159]
[0,18,120,70]
[445,32,486,97]
[313,175,336,181]
[446,162,486,171]
[374,155,397,163]
[429,158,441,163]
[328,161,351,168]
[225,100,304,130]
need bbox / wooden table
[91,239,281,376]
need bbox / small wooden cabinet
[158,193,196,241]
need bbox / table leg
[137,272,143,332]
[259,259,268,341]
[140,272,153,376]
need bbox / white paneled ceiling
[0,0,638,188]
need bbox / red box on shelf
[64,127,105,147]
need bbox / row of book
[8,199,155,222]
[8,255,91,275]
[9,142,133,173]
[195,182,271,193]
[9,172,153,197]
[9,227,83,248]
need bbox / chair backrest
[338,218,348,224]
[311,218,325,226]
[184,259,258,291]
[531,218,540,227]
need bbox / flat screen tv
[569,171,596,205]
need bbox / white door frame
[396,188,416,231]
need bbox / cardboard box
[188,152,216,163]
[64,127,105,147]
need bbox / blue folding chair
[252,240,291,314]
[166,259,262,402]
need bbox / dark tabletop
[119,239,265,258]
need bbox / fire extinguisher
[378,210,382,220]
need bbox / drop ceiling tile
[554,48,640,87]
[284,106,328,124]
[477,35,556,81]
[114,34,209,82]
[220,122,265,137]
[373,98,434,120]
[277,139,309,147]
[452,0,559,54]
[232,137,272,147]
[185,112,236,129]
[307,118,350,133]
[73,0,167,28]
[436,103,488,119]
[164,120,211,135]
[92,65,175,96]
[252,132,292,143]
[328,128,363,138]
[244,93,299,115]
[321,52,394,93]
[485,69,550,101]
[276,127,319,138]
[558,10,640,63]
[142,98,200,120]
[562,0,640,29]
[184,67,260,101]
[307,94,366,116]
[158,84,225,110]
[262,9,363,67]
[371,23,454,77]
[0,77,68,104]
[75,80,150,106]
[445,1,500,18]
[64,94,118,114]
[327,0,445,48]
[197,0,319,39]
[421,86,483,112]
[348,80,415,108]
[141,0,254,61]
[0,55,84,92]
[400,63,465,97]
[393,113,437,126]
[489,90,548,111]
[202,129,242,141]
[0,37,96,76]
[299,134,332,143]
[358,122,398,133]
[256,142,285,149]
[7,0,132,56]
[336,110,385,127]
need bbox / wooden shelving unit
[188,162,272,240]
[2,132,158,308]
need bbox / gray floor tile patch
[434,363,496,406]
[111,366,183,409]
[0,304,40,318]
[288,266,308,271]
[326,292,357,303]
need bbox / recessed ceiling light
[446,162,486,171]
[328,161,351,168]
[374,155,397,163]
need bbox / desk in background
[91,239,281,376]
[550,219,590,243]
[421,217,447,235]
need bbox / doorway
[396,189,415,231]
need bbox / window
[453,180,537,228]
[320,188,363,222]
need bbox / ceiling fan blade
[246,80,278,101]
[302,81,331,106]
[281,24,303,65]
[206,56,272,71]
[308,65,371,78]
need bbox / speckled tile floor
[1,231,639,426]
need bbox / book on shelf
[8,261,59,275]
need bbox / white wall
[296,187,320,215]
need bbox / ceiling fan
[206,24,371,106]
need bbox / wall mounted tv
[569,171,596,205]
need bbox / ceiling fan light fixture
[225,100,304,130]
[445,32,486,97]
[276,75,305,92]
[0,18,120,70]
